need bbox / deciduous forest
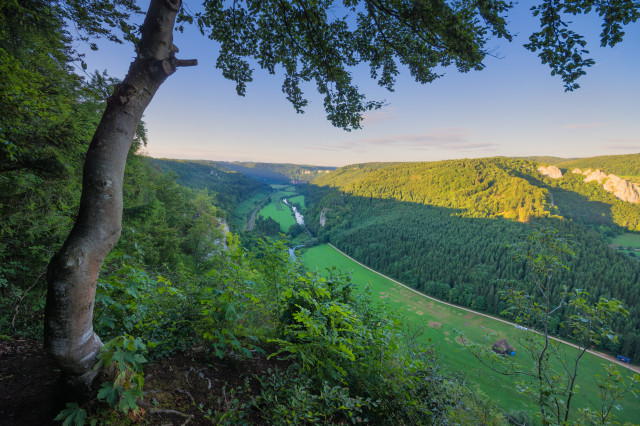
[2,0,640,424]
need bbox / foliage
[54,402,89,426]
[197,268,266,359]
[578,363,639,425]
[0,0,124,337]
[253,215,282,236]
[95,335,148,415]
[557,154,640,181]
[311,158,552,221]
[468,228,632,425]
[270,269,366,381]
[149,159,269,223]
[252,367,374,424]
[268,267,505,424]
[539,171,640,232]
[190,0,513,130]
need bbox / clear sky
[79,1,640,167]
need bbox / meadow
[302,244,640,423]
[611,233,640,258]
[287,195,306,209]
[258,186,300,232]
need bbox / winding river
[283,198,307,259]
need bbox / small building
[492,339,516,356]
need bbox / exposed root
[149,407,194,425]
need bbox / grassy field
[287,195,306,209]
[612,233,640,248]
[302,244,640,424]
[259,201,296,232]
[611,233,640,258]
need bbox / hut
[492,339,515,356]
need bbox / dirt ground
[0,339,290,425]
[0,339,58,425]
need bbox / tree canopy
[43,0,640,130]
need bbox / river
[283,199,304,225]
[283,199,307,259]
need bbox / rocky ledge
[573,168,640,204]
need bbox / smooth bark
[44,0,195,388]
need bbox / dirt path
[327,244,640,374]
[245,197,268,231]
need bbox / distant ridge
[216,161,337,183]
[517,156,576,164]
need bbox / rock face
[538,165,563,179]
[212,219,230,252]
[572,169,640,203]
[319,208,328,227]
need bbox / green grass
[259,201,296,232]
[287,195,306,209]
[302,244,640,424]
[611,233,640,259]
[612,233,640,248]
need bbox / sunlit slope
[312,158,553,221]
[311,156,640,230]
[558,153,640,181]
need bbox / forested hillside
[558,154,640,180]
[311,157,640,230]
[302,157,640,360]
[518,154,640,180]
[150,159,269,225]
[313,158,553,221]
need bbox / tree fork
[44,0,195,388]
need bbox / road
[328,243,640,374]
[245,197,269,231]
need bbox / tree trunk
[44,0,194,390]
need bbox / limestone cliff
[573,169,640,203]
[538,165,563,179]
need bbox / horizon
[145,152,640,169]
[81,1,639,167]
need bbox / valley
[4,4,639,423]
[302,243,640,422]
[5,153,640,425]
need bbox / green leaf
[97,382,119,407]
[118,390,139,413]
[54,402,87,426]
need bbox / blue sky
[79,1,640,167]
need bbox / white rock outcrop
[583,169,609,184]
[538,165,563,179]
[571,168,640,203]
